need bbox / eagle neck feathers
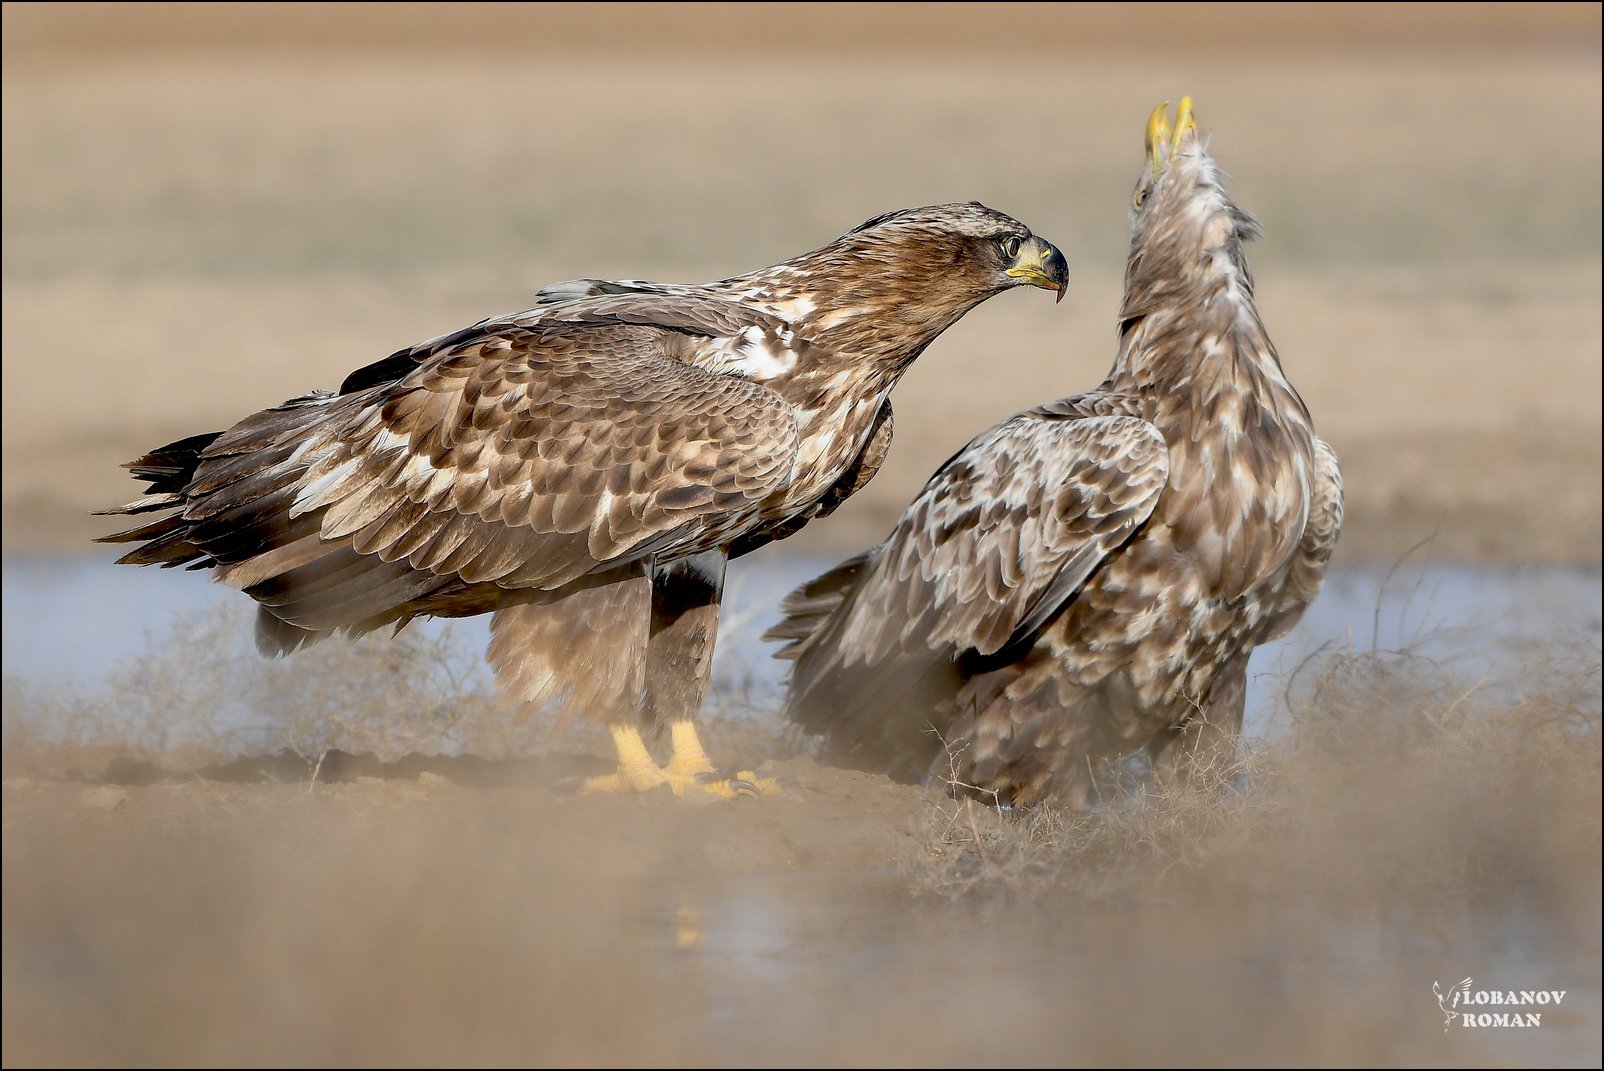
[1107,149,1318,596]
[1110,161,1308,431]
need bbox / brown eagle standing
[768,101,1343,806]
[99,203,1067,798]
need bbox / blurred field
[4,6,1602,1067]
[3,3,1600,562]
[3,610,1600,1065]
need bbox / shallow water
[3,552,1599,736]
[6,765,1594,1067]
[650,873,1600,1067]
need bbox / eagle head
[1129,97,1263,252]
[728,201,1066,371]
[837,201,1069,305]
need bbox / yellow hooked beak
[1004,234,1070,303]
[1173,95,1199,147]
[1147,97,1200,168]
[1145,101,1172,168]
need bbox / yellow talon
[731,770,782,796]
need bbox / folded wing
[771,403,1169,765]
[104,293,801,639]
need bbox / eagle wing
[1260,436,1344,641]
[133,293,801,633]
[771,403,1169,754]
[729,398,893,559]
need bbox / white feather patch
[765,295,816,321]
[371,427,409,454]
[290,457,362,517]
[730,326,798,381]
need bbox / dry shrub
[907,637,1602,917]
[907,738,1268,901]
[1,603,598,771]
[0,600,792,780]
[6,599,1599,924]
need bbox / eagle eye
[1000,235,1023,259]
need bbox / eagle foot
[578,767,774,800]
[579,724,777,799]
[697,769,780,797]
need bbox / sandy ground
[2,574,1600,1067]
[3,7,1602,1067]
[4,638,1601,1066]
[3,4,1600,563]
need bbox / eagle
[1434,978,1474,1031]
[98,202,1068,798]
[767,100,1343,807]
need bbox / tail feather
[90,492,183,518]
[122,431,225,493]
[763,551,870,659]
[246,548,443,631]
[188,483,321,563]
[96,393,390,615]
[204,390,339,456]
[185,443,304,501]
[101,515,213,569]
[96,392,341,569]
[254,607,326,657]
[768,549,966,783]
[98,386,514,662]
[97,430,227,566]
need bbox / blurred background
[3,2,1599,562]
[3,5,1600,1067]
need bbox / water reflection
[3,553,1599,735]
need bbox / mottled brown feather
[771,124,1343,805]
[773,406,1168,776]
[98,202,1065,729]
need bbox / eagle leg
[483,571,723,796]
[580,550,773,797]
[664,718,718,779]
[649,550,777,795]
[646,550,725,766]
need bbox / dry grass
[2,605,523,763]
[907,639,1601,922]
[8,601,1597,918]
[0,600,790,787]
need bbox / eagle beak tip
[1051,251,1070,303]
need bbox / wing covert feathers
[772,405,1169,757]
[99,294,801,641]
